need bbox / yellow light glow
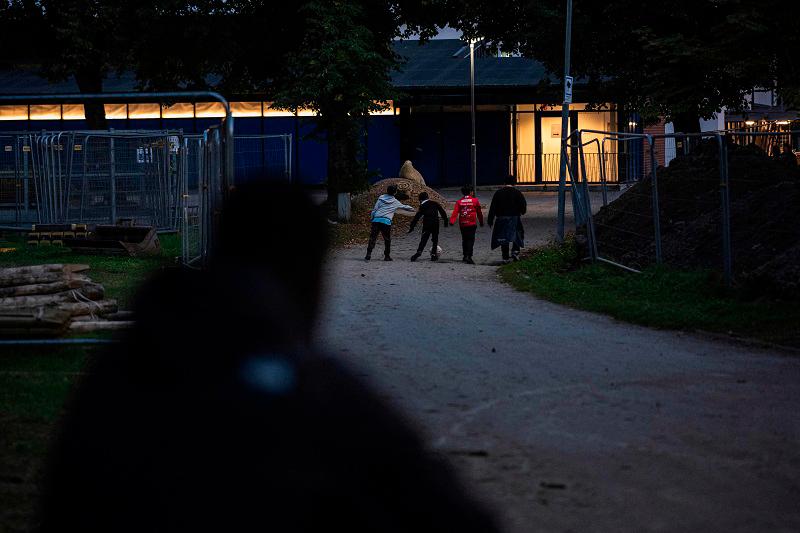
[264,102,295,117]
[745,120,756,126]
[370,101,394,116]
[29,104,61,120]
[231,102,262,117]
[776,120,791,125]
[62,104,85,120]
[296,107,316,117]
[104,103,127,119]
[0,105,28,121]
[127,104,160,119]
[195,102,226,118]
[162,103,194,119]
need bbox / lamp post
[470,39,477,194]
[556,0,573,242]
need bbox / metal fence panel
[234,134,292,184]
[571,129,800,288]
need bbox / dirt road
[317,192,800,532]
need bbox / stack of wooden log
[0,264,131,336]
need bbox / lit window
[232,102,262,117]
[195,102,226,118]
[29,104,61,120]
[370,101,394,116]
[62,104,85,120]
[127,104,160,119]
[104,103,127,119]
[162,103,194,118]
[0,105,28,121]
[264,102,295,117]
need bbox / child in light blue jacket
[365,184,414,261]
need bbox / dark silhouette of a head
[214,181,328,331]
[461,184,472,196]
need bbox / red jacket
[450,196,484,228]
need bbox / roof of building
[0,39,553,96]
[0,69,139,95]
[391,39,552,89]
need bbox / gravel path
[316,191,800,533]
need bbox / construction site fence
[0,129,292,266]
[567,129,800,287]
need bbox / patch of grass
[0,233,180,308]
[500,242,800,348]
[0,343,97,531]
[0,234,178,530]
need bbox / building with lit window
[3,39,794,187]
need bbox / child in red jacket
[449,185,484,264]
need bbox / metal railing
[513,152,627,184]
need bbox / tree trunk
[672,110,701,134]
[0,283,104,308]
[0,264,89,287]
[0,277,91,297]
[75,67,108,130]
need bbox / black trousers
[500,242,521,260]
[460,225,477,258]
[367,222,392,257]
[416,228,440,255]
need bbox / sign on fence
[564,76,574,104]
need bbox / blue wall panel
[408,111,443,185]
[476,111,510,186]
[296,117,327,186]
[365,115,401,181]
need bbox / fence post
[109,136,116,225]
[718,134,733,287]
[576,132,598,260]
[648,135,663,264]
[22,137,30,220]
[284,135,291,183]
[599,141,608,207]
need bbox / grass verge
[0,233,180,531]
[500,241,800,349]
[0,232,181,309]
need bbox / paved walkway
[316,191,800,533]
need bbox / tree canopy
[448,0,800,131]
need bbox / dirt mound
[351,178,450,234]
[588,141,800,298]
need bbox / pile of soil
[587,141,800,298]
[351,177,450,234]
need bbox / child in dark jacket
[408,192,448,262]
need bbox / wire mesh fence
[0,133,33,225]
[234,134,292,184]
[570,129,800,289]
[0,129,293,268]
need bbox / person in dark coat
[39,182,501,533]
[408,191,449,262]
[487,175,527,262]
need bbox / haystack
[352,178,450,233]
[399,160,426,186]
